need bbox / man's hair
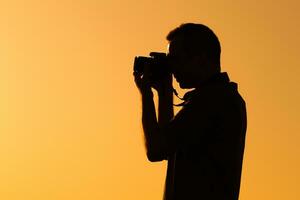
[167,23,221,68]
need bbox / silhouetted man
[134,23,247,200]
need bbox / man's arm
[134,70,174,162]
[140,89,161,162]
[140,87,174,162]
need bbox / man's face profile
[167,36,208,89]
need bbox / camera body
[133,52,170,81]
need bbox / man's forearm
[140,87,174,161]
[141,89,160,152]
[140,88,173,156]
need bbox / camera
[133,52,170,81]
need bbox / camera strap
[172,88,186,107]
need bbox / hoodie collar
[174,72,232,107]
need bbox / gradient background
[0,1,299,200]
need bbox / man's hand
[133,63,173,96]
[133,65,152,96]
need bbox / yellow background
[0,1,299,199]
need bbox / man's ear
[194,52,208,65]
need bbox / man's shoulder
[170,81,246,126]
[188,82,241,105]
[181,82,246,122]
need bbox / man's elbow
[146,151,166,162]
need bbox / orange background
[0,1,299,199]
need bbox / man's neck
[194,71,222,88]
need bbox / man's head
[166,23,221,89]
